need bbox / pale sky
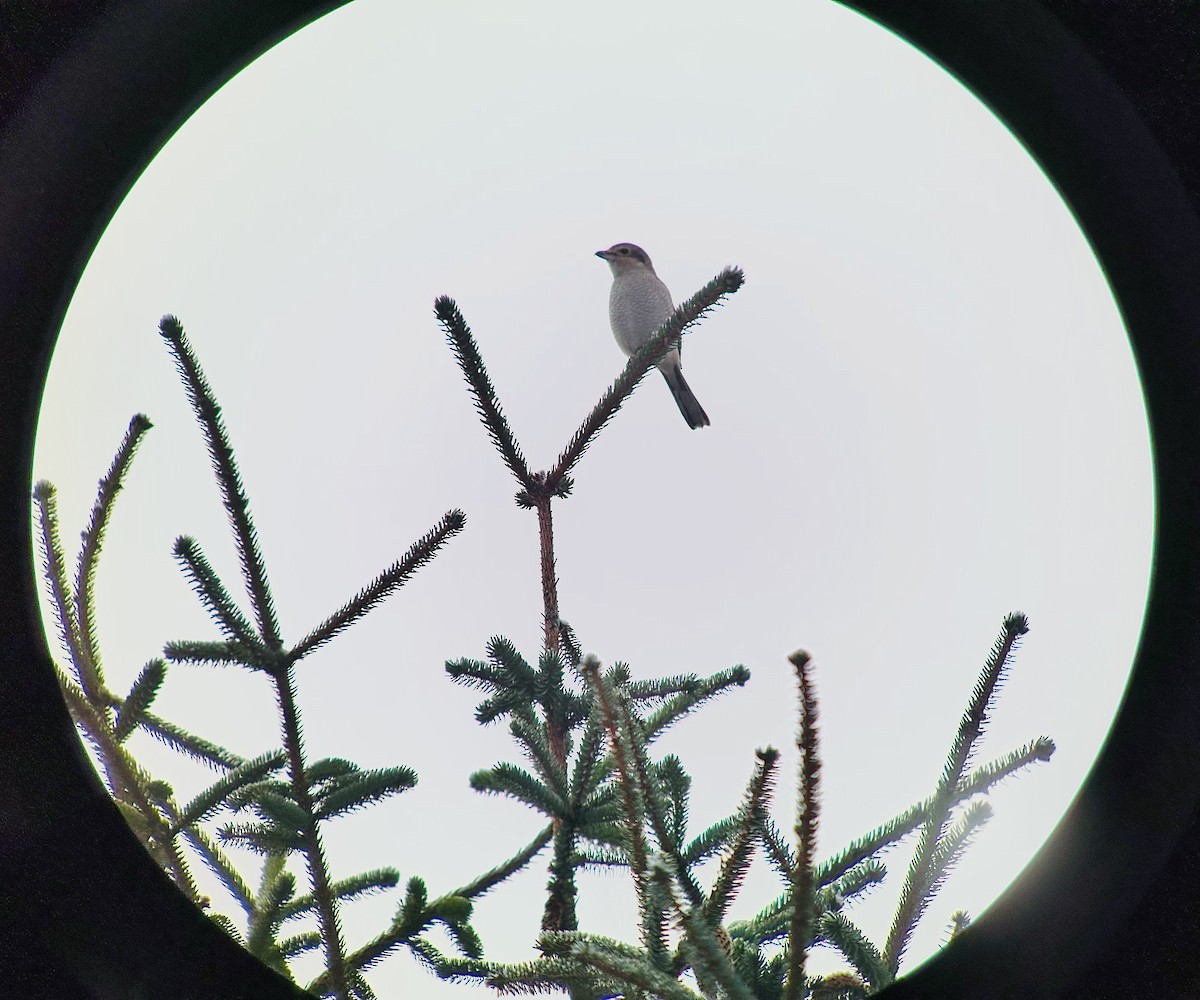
[33,0,1153,995]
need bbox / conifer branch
[58,679,201,900]
[785,650,820,1000]
[813,732,1051,889]
[280,931,323,959]
[32,482,90,694]
[175,751,289,829]
[290,510,466,661]
[707,748,778,927]
[759,814,796,880]
[671,891,756,1000]
[139,709,247,769]
[510,715,570,800]
[620,706,709,914]
[156,795,256,914]
[451,825,554,900]
[271,655,351,999]
[946,910,971,942]
[558,618,583,669]
[313,766,418,820]
[546,266,744,490]
[220,819,305,855]
[283,870,401,922]
[164,638,271,670]
[959,737,1055,796]
[471,762,567,818]
[173,535,257,643]
[113,659,167,741]
[657,755,691,853]
[684,814,743,868]
[925,800,992,899]
[884,613,1028,973]
[159,315,282,648]
[641,665,751,739]
[583,657,655,914]
[817,911,890,990]
[75,413,153,692]
[544,932,705,1000]
[434,295,534,490]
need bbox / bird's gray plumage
[596,242,710,429]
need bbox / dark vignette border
[0,2,1198,998]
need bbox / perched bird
[596,242,710,429]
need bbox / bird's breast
[609,273,675,357]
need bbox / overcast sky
[33,0,1153,995]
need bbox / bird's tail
[661,360,710,430]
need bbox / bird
[596,242,710,429]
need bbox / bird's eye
[619,247,630,255]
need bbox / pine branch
[672,896,756,1000]
[759,815,795,881]
[545,931,705,1000]
[74,412,154,693]
[435,295,534,491]
[113,659,167,741]
[312,765,418,820]
[785,650,820,1000]
[641,665,751,740]
[307,875,480,996]
[546,266,744,490]
[707,748,778,927]
[958,737,1055,797]
[31,482,89,693]
[510,715,570,800]
[159,315,282,648]
[139,709,247,769]
[453,826,554,901]
[246,855,297,962]
[471,762,566,816]
[683,815,742,868]
[175,751,288,829]
[157,796,256,915]
[615,692,707,913]
[945,910,971,943]
[657,755,691,850]
[816,911,890,991]
[923,800,992,907]
[883,613,1028,973]
[283,869,401,922]
[290,510,466,660]
[279,931,324,959]
[164,638,272,671]
[219,820,304,855]
[558,618,583,668]
[583,657,655,914]
[819,860,887,915]
[172,535,257,643]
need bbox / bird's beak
[595,250,613,260]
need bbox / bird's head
[596,242,656,275]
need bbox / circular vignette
[0,4,351,997]
[841,2,1200,999]
[0,3,1195,1000]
